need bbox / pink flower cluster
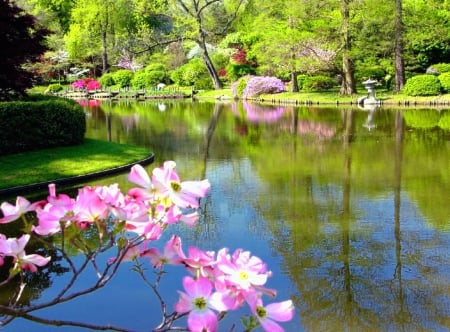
[0,161,294,331]
[139,236,295,332]
[243,76,286,99]
[71,78,101,91]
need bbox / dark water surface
[4,100,450,331]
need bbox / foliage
[231,75,253,98]
[0,0,50,100]
[302,75,337,91]
[427,63,450,74]
[355,66,386,85]
[46,84,64,94]
[403,74,441,96]
[99,73,115,87]
[170,58,209,87]
[112,69,134,88]
[227,63,257,82]
[438,72,450,93]
[193,77,214,90]
[0,98,85,154]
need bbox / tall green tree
[394,0,405,91]
[339,0,356,95]
[65,0,136,73]
[238,0,338,90]
[168,0,247,89]
[0,0,49,99]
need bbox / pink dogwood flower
[246,293,295,332]
[151,161,211,208]
[216,248,270,292]
[141,235,186,267]
[73,186,109,223]
[0,234,51,272]
[175,276,228,332]
[0,196,43,224]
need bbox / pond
[2,99,450,331]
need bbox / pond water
[3,99,450,331]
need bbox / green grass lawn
[0,138,152,190]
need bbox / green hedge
[403,74,441,96]
[0,98,85,155]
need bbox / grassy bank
[0,138,152,190]
[195,88,450,105]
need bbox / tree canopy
[0,0,49,100]
[7,0,450,94]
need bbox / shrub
[427,63,450,74]
[131,71,150,89]
[194,77,214,90]
[302,75,337,91]
[86,80,101,91]
[99,73,115,87]
[231,75,252,98]
[112,70,134,88]
[438,72,450,92]
[296,75,308,90]
[144,63,167,73]
[170,59,208,86]
[403,74,441,96]
[46,83,63,93]
[242,76,286,98]
[0,98,85,154]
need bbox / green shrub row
[0,97,85,155]
[99,64,171,89]
[402,73,450,96]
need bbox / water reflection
[4,99,450,331]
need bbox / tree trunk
[199,40,222,90]
[291,70,299,92]
[340,0,356,95]
[102,31,108,74]
[289,16,299,93]
[394,0,405,92]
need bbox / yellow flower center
[170,181,181,192]
[194,297,207,310]
[238,270,249,281]
[256,305,267,318]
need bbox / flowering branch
[0,161,294,331]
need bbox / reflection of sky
[7,102,450,332]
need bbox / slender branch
[9,312,131,332]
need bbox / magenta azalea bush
[71,78,101,91]
[241,76,286,99]
[0,161,294,331]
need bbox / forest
[5,0,450,96]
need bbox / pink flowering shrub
[71,78,101,91]
[86,79,101,90]
[242,76,286,99]
[0,161,294,331]
[232,76,286,99]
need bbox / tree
[339,0,356,95]
[65,0,137,74]
[0,0,49,100]
[169,0,247,89]
[394,0,405,91]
